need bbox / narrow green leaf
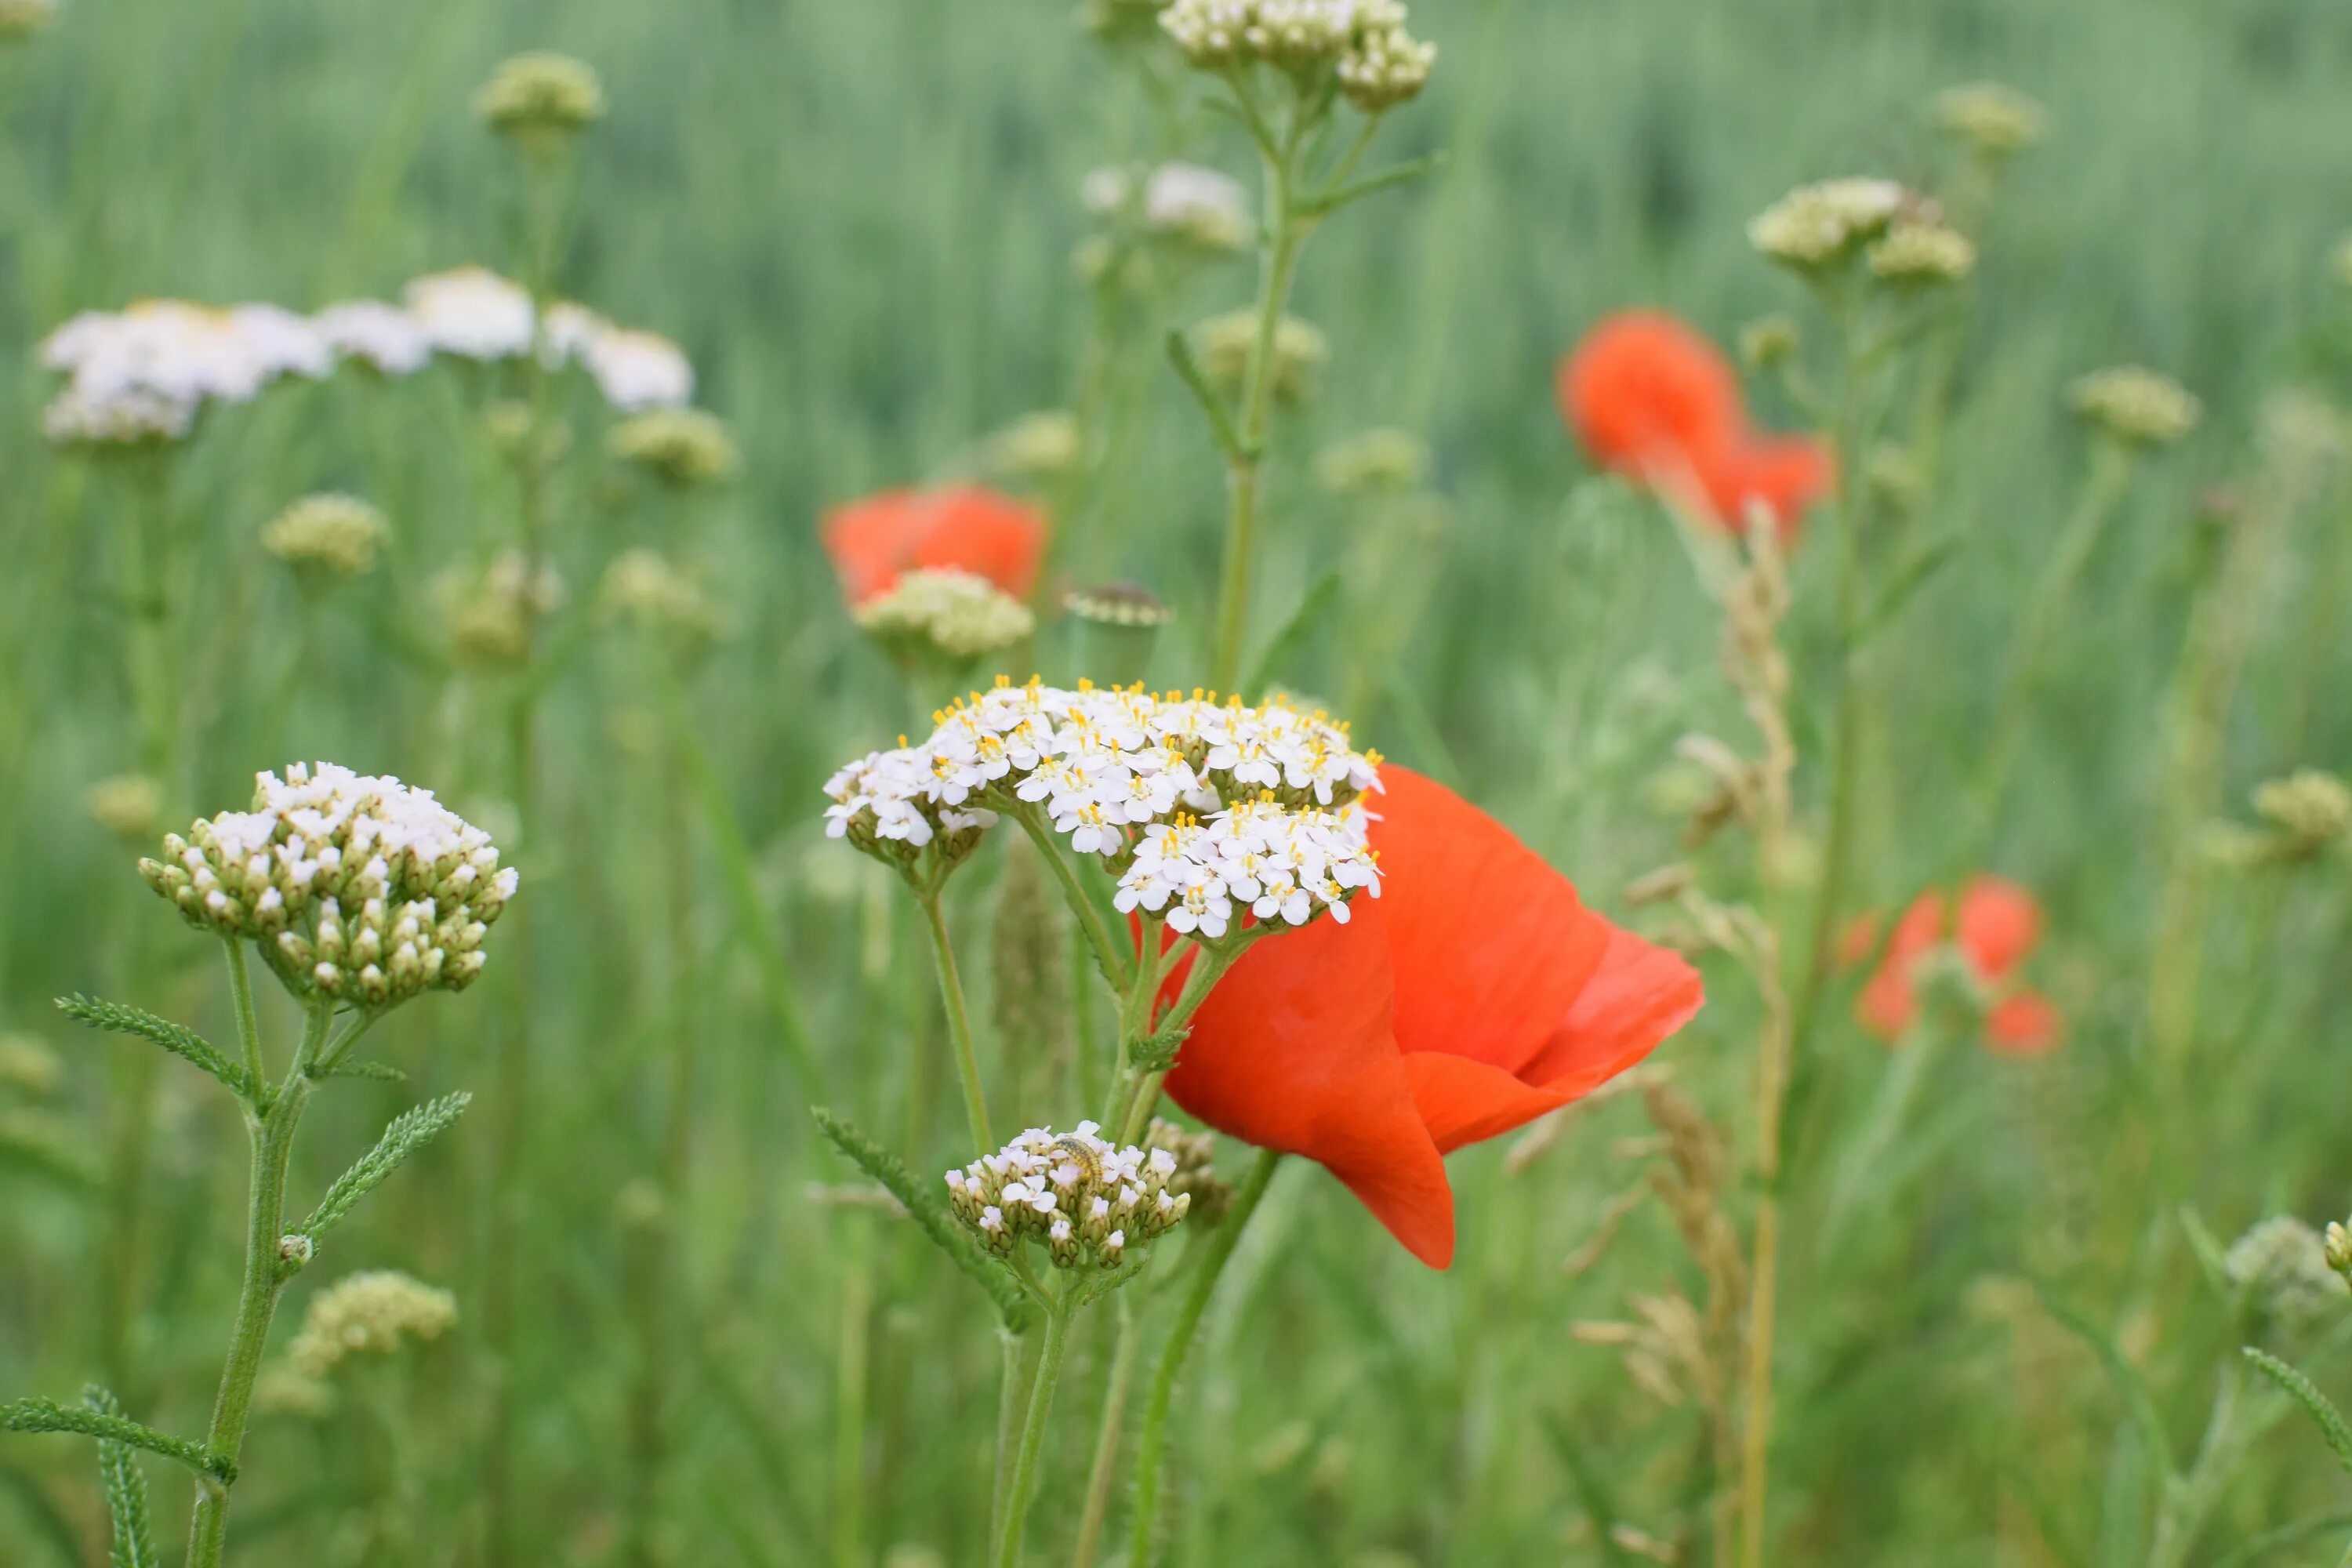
[2180,1207,2236,1307]
[1856,533,1963,647]
[298,1091,472,1245]
[2212,1509,2352,1567]
[324,1059,408,1083]
[1297,151,1447,218]
[1537,1411,1640,1568]
[811,1107,1031,1334]
[82,1388,158,1568]
[55,995,249,1098]
[2034,1285,2176,1479]
[2245,1348,2352,1474]
[0,1397,232,1481]
[1165,329,1251,467]
[1243,569,1343,701]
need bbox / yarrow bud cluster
[1083,162,1253,252]
[851,568,1036,660]
[1316,427,1429,495]
[1160,0,1436,113]
[599,549,730,643]
[260,493,390,581]
[825,678,1384,937]
[2226,1217,2351,1334]
[2253,769,2352,859]
[1868,220,1977,285]
[979,411,1083,482]
[608,408,739,487]
[1934,82,2047,158]
[2068,365,2201,447]
[1145,1118,1233,1225]
[84,774,162,840]
[288,1270,458,1377]
[1195,310,1328,403]
[1748,178,1916,271]
[437,551,566,666]
[2325,1221,2352,1282]
[138,763,518,1010]
[1064,583,1176,630]
[474,52,606,147]
[946,1123,1192,1269]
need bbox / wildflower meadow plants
[6,2,2352,1566]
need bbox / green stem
[184,1000,329,1568]
[995,1292,1077,1568]
[1207,126,1308,695]
[1111,946,1236,1144]
[222,940,266,1101]
[1016,809,1129,993]
[1071,1294,1139,1568]
[993,1327,1037,1550]
[1128,1148,1280,1568]
[919,891,996,1155]
[833,1217,873,1568]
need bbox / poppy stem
[917,890,996,1156]
[1127,1146,1282,1568]
[1069,1291,1141,1568]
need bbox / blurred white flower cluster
[139,762,519,1011]
[825,680,1383,938]
[40,269,699,445]
[1160,0,1436,112]
[1748,177,1915,270]
[946,1122,1192,1267]
[288,1270,458,1377]
[1083,162,1253,252]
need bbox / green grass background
[2,0,2350,1563]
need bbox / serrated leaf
[2034,1284,2175,1480]
[2244,1348,2352,1474]
[1243,570,1342,702]
[0,1397,231,1480]
[325,1060,407,1083]
[55,995,249,1098]
[82,1388,158,1568]
[811,1107,1031,1333]
[297,1092,471,1246]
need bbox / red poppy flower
[1558,310,1831,539]
[820,485,1047,606]
[1163,768,1704,1269]
[1849,876,2061,1055]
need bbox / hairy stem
[184,999,329,1568]
[995,1293,1077,1568]
[1128,1148,1280,1568]
[919,891,995,1155]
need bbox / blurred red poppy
[820,485,1047,606]
[1558,310,1831,539]
[1848,876,2061,1054]
[1163,768,1704,1269]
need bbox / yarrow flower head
[543,304,695,412]
[2069,365,2201,447]
[0,0,57,39]
[405,267,535,362]
[85,774,164,840]
[314,301,432,377]
[475,52,605,151]
[826,678,1385,930]
[978,411,1083,483]
[40,299,330,438]
[1868,220,1976,286]
[1083,162,1253,252]
[2212,768,2352,869]
[1195,310,1328,403]
[138,763,519,1011]
[288,1270,458,1377]
[1748,178,1916,272]
[260,493,390,583]
[2227,1217,2351,1335]
[1934,82,2047,158]
[945,1123,1193,1269]
[1160,0,1436,113]
[854,569,1036,662]
[599,548,729,644]
[436,550,565,666]
[1145,1117,1233,1225]
[605,407,738,488]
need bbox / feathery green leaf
[812,1107,1032,1333]
[55,995,250,1098]
[0,1397,232,1481]
[82,1388,158,1568]
[298,1091,472,1245]
[2245,1348,2352,1474]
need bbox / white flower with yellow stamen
[405,267,534,361]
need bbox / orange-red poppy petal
[1559,310,1744,476]
[1520,923,1704,1098]
[1985,989,2063,1056]
[1164,898,1456,1269]
[1697,434,1835,535]
[1956,876,2042,981]
[1368,768,1610,1077]
[821,489,930,605]
[906,486,1047,600]
[1403,1053,1572,1159]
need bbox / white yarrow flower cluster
[1748,178,1914,270]
[946,1123,1192,1269]
[315,300,433,376]
[1083,162,1254,252]
[1160,0,1436,111]
[38,300,330,442]
[405,267,537,361]
[139,763,519,1010]
[288,1271,458,1377]
[826,679,1384,934]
